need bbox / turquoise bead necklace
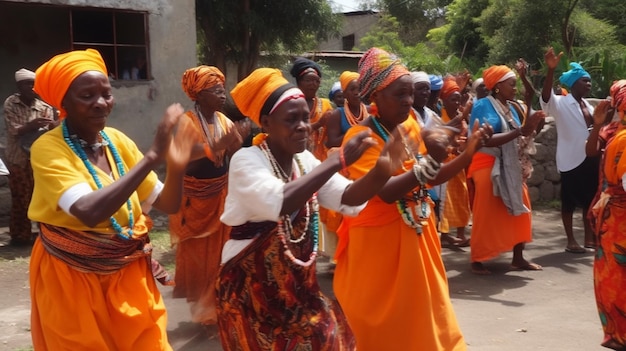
[62,120,134,240]
[370,116,429,234]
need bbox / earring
[495,88,500,94]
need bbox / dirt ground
[0,208,608,350]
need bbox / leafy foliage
[196,0,342,80]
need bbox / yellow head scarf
[340,71,359,92]
[34,49,108,119]
[230,68,294,127]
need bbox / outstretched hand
[592,100,614,127]
[544,47,563,70]
[421,126,452,163]
[150,103,185,163]
[521,110,546,136]
[514,58,529,76]
[340,129,378,166]
[464,120,494,156]
[376,124,412,176]
[166,114,198,172]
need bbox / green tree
[196,0,341,81]
[377,0,453,44]
[357,14,405,53]
[579,0,626,45]
[436,0,489,62]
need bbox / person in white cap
[3,68,56,245]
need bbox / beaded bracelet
[419,154,442,180]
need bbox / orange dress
[28,127,171,350]
[168,110,232,325]
[590,125,626,349]
[467,152,532,262]
[334,118,466,351]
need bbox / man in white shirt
[540,47,599,254]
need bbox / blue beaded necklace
[370,117,429,234]
[62,120,134,240]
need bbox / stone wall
[526,117,561,203]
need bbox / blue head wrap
[329,81,342,100]
[429,74,443,91]
[559,63,591,88]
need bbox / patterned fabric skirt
[593,194,626,349]
[216,224,355,351]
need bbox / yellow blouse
[28,126,158,235]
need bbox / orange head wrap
[357,47,410,104]
[34,49,107,119]
[230,68,297,127]
[340,71,359,92]
[482,65,516,91]
[440,76,460,100]
[181,65,225,101]
[610,79,626,121]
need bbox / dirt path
[0,208,607,350]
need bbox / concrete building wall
[317,11,380,51]
[0,0,197,152]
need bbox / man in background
[3,68,56,245]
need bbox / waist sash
[39,223,151,274]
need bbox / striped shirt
[3,94,55,167]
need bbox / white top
[220,146,366,263]
[540,90,594,172]
[221,146,364,226]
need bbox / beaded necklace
[62,120,134,239]
[370,117,430,234]
[343,101,367,126]
[258,141,320,266]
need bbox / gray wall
[317,11,380,51]
[0,0,197,152]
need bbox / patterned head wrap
[440,76,460,100]
[230,68,301,127]
[429,74,443,90]
[610,79,626,121]
[340,71,359,92]
[15,68,35,82]
[357,47,410,104]
[410,71,430,85]
[559,63,591,89]
[329,81,342,100]
[34,49,107,119]
[290,57,322,80]
[181,65,225,101]
[482,65,515,91]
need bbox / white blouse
[220,146,366,263]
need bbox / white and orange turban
[181,65,225,101]
[34,49,108,119]
[482,65,515,91]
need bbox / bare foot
[471,262,491,275]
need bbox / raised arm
[542,47,563,104]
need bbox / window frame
[68,7,151,81]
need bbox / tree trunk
[561,0,579,57]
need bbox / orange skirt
[334,213,465,351]
[30,239,171,350]
[469,166,532,262]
